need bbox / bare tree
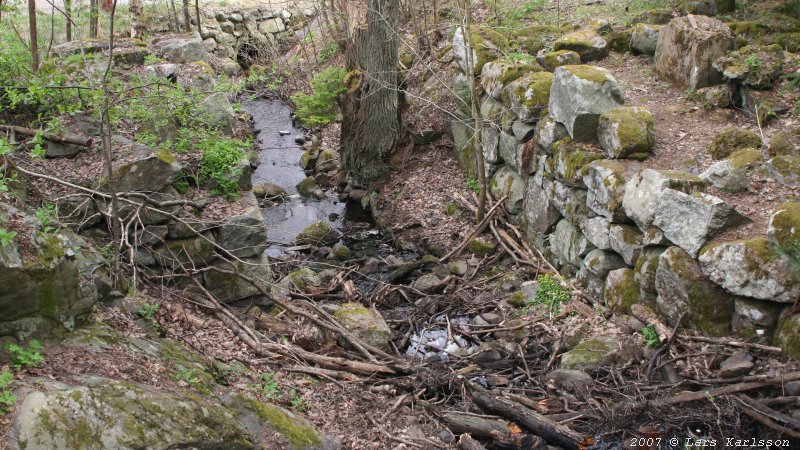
[28,0,38,71]
[194,0,201,34]
[129,0,146,38]
[90,0,99,38]
[65,0,72,41]
[340,0,401,186]
[182,0,191,31]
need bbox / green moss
[469,238,496,255]
[155,149,177,164]
[556,140,603,183]
[727,21,770,39]
[563,64,611,84]
[729,148,763,169]
[708,128,762,159]
[542,50,581,70]
[508,290,527,308]
[508,25,559,54]
[604,269,640,315]
[443,203,461,216]
[770,202,800,262]
[774,312,800,359]
[232,394,321,449]
[777,32,800,52]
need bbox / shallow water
[241,98,346,251]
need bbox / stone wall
[450,20,800,354]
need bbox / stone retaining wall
[450,21,800,356]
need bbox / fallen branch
[652,372,800,406]
[680,335,783,354]
[440,194,508,263]
[645,312,685,380]
[1,124,93,147]
[736,396,800,440]
[466,382,583,449]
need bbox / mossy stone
[777,32,800,52]
[708,127,762,159]
[768,202,800,263]
[729,148,763,170]
[774,312,800,360]
[508,25,560,54]
[560,335,619,370]
[554,138,604,186]
[296,221,340,246]
[605,30,632,53]
[542,50,581,71]
[227,394,323,450]
[469,238,496,255]
[597,107,656,159]
[604,268,641,315]
[553,30,609,61]
[332,302,391,350]
[768,127,800,157]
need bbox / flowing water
[242,98,348,255]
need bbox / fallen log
[440,411,511,440]
[0,124,92,147]
[466,382,583,449]
[652,372,800,406]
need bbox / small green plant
[35,204,57,233]
[744,54,763,70]
[291,66,347,126]
[199,137,249,199]
[288,388,307,411]
[506,52,537,64]
[29,133,46,159]
[144,54,164,65]
[174,368,200,385]
[533,274,571,315]
[137,303,159,321]
[782,72,800,91]
[252,371,281,399]
[0,228,16,247]
[642,324,660,347]
[465,177,480,193]
[0,370,15,414]
[6,340,44,371]
[318,42,340,64]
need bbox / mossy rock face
[13,378,254,450]
[700,148,762,193]
[622,168,706,230]
[777,32,800,52]
[583,249,626,278]
[713,44,785,89]
[549,65,624,142]
[634,247,666,294]
[553,139,604,187]
[552,219,596,268]
[604,268,642,315]
[583,160,628,222]
[655,246,734,336]
[740,88,790,125]
[225,394,329,450]
[332,302,391,350]
[605,30,633,53]
[768,126,800,157]
[630,24,661,56]
[451,115,479,178]
[489,166,526,214]
[679,0,717,15]
[631,9,673,25]
[277,268,322,295]
[109,149,182,193]
[469,237,496,255]
[774,312,800,360]
[296,221,341,247]
[597,107,655,160]
[152,232,216,268]
[689,85,732,109]
[760,155,800,184]
[509,25,560,55]
[541,50,581,72]
[732,297,786,341]
[203,250,273,304]
[699,237,800,303]
[502,72,555,123]
[768,202,800,264]
[553,30,609,62]
[560,335,621,370]
[708,127,762,159]
[752,12,800,34]
[296,176,324,199]
[453,25,509,75]
[481,59,542,100]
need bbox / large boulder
[553,30,609,62]
[548,66,624,141]
[597,107,655,160]
[583,249,627,278]
[481,59,541,100]
[653,190,748,257]
[732,297,785,340]
[216,193,268,258]
[699,237,800,303]
[203,250,273,303]
[453,26,508,76]
[708,127,762,160]
[198,92,236,132]
[489,166,525,214]
[0,214,101,337]
[332,303,391,350]
[622,169,705,230]
[583,160,628,222]
[630,24,661,56]
[700,148,762,193]
[502,72,554,123]
[552,219,595,268]
[654,16,734,90]
[655,247,734,336]
[522,180,561,235]
[713,44,785,90]
[110,146,181,193]
[634,247,666,294]
[151,34,209,64]
[580,216,613,250]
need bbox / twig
[645,312,685,380]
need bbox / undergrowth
[291,66,347,126]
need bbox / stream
[242,98,350,256]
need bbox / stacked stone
[450,20,800,356]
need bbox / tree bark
[194,0,201,34]
[182,0,191,31]
[64,0,72,41]
[28,0,38,72]
[90,0,99,38]
[129,0,145,38]
[340,0,400,187]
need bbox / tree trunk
[90,0,99,38]
[129,0,145,38]
[65,0,72,41]
[169,0,179,32]
[340,0,400,187]
[28,0,38,72]
[461,0,487,220]
[182,0,191,31]
[194,0,201,34]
